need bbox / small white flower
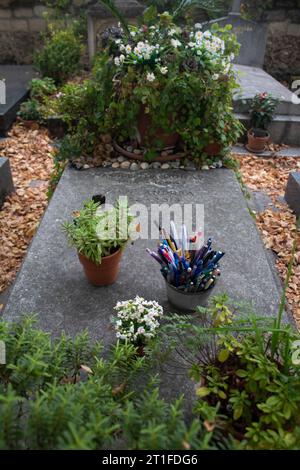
[115,39,121,44]
[195,31,203,42]
[125,45,132,54]
[114,57,120,66]
[160,66,168,75]
[130,31,136,37]
[168,28,177,36]
[212,73,219,80]
[171,38,181,49]
[119,54,125,63]
[195,23,202,30]
[146,72,155,82]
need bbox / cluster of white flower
[113,296,163,343]
[130,41,159,60]
[188,29,225,56]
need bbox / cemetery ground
[0,122,299,328]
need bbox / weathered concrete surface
[3,167,284,341]
[0,156,14,207]
[0,65,38,136]
[285,172,300,216]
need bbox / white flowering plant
[95,8,243,164]
[113,296,163,345]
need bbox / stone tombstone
[285,172,300,217]
[0,157,14,208]
[87,0,144,61]
[205,0,268,68]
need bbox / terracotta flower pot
[204,142,222,156]
[137,106,179,149]
[247,128,270,153]
[78,248,123,286]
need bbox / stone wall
[0,1,47,64]
[263,5,300,81]
[0,0,94,64]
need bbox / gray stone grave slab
[0,65,38,136]
[3,167,284,341]
[0,157,14,207]
[285,172,300,216]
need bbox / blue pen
[211,251,225,264]
[193,240,210,263]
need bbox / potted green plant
[247,92,279,153]
[93,2,243,164]
[63,198,134,286]
[112,296,163,356]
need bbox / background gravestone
[205,0,268,68]
[0,157,14,208]
[285,173,300,217]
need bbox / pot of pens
[146,223,225,313]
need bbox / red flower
[259,92,268,100]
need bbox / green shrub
[166,292,300,450]
[0,316,214,450]
[18,99,42,122]
[30,77,57,100]
[35,29,84,83]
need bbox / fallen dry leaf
[0,123,54,294]
[235,154,300,329]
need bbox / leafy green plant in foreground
[0,316,215,450]
[167,277,300,450]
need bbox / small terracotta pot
[137,106,179,149]
[204,142,222,156]
[78,248,123,286]
[17,117,39,130]
[247,128,270,153]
